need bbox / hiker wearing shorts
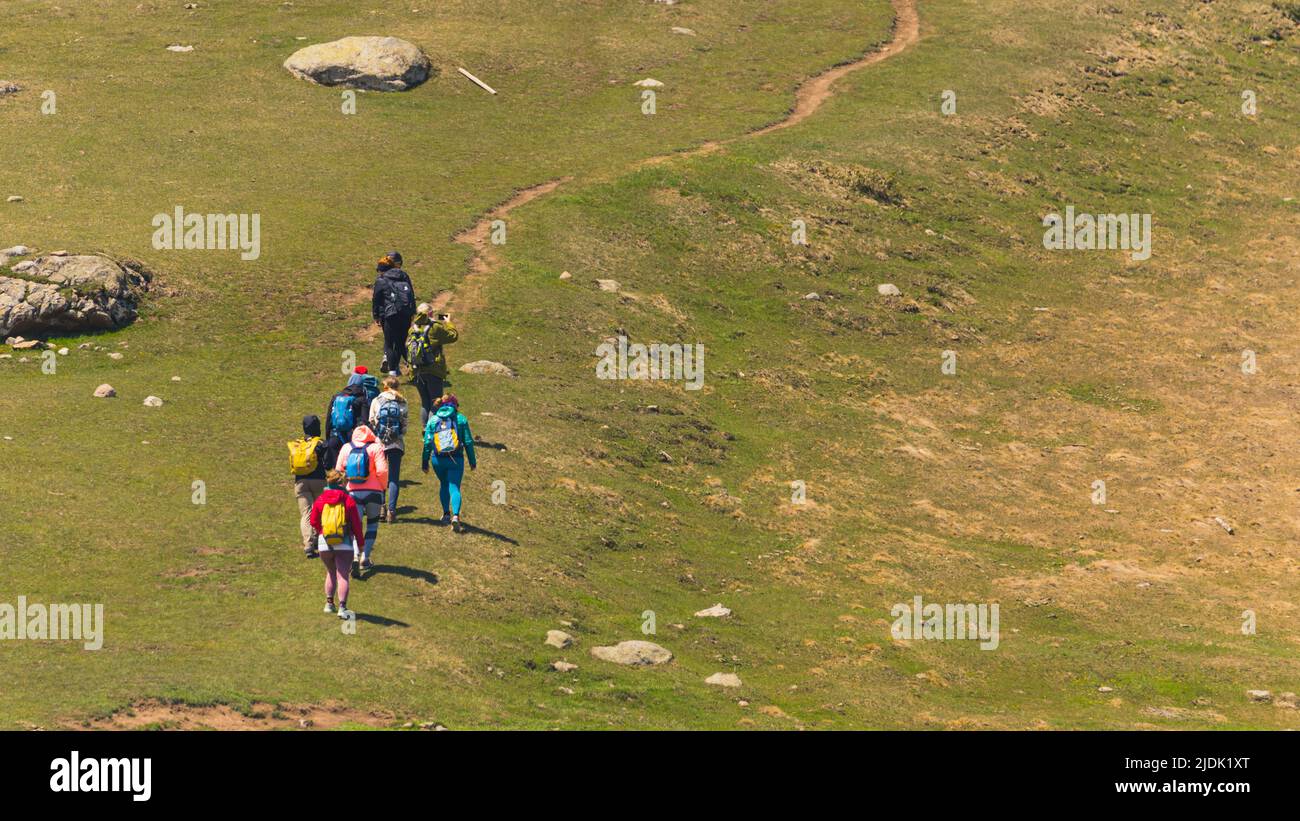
[289,415,328,557]
[407,304,458,426]
[308,470,364,620]
[336,424,389,572]
[372,251,416,377]
[421,394,476,533]
[369,375,409,524]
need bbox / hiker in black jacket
[372,250,417,376]
[324,382,370,468]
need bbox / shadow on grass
[365,564,439,585]
[458,522,518,545]
[353,613,410,628]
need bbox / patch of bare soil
[72,700,398,731]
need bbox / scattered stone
[633,78,664,88]
[284,36,432,91]
[1247,689,1272,703]
[558,270,571,280]
[1097,686,1114,693]
[57,347,68,356]
[143,396,163,407]
[107,352,124,360]
[803,292,821,301]
[92,384,116,398]
[171,376,182,382]
[877,283,901,296]
[1213,516,1234,535]
[544,630,574,649]
[590,640,673,666]
[0,254,151,338]
[1276,692,1297,709]
[166,44,195,52]
[7,196,23,203]
[459,360,516,378]
[0,81,21,96]
[0,245,30,258]
[557,686,575,695]
[596,278,620,292]
[705,672,742,688]
[694,603,731,618]
[9,338,40,350]
[671,26,696,36]
[657,450,673,463]
[550,660,578,673]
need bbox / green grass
[2,0,1300,729]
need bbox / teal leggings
[432,454,465,516]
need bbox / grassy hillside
[3,0,1299,729]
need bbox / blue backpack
[344,445,371,482]
[358,375,380,404]
[330,393,355,438]
[375,399,404,444]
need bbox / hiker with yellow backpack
[308,469,364,620]
[289,415,328,557]
[421,394,476,533]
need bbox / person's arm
[371,279,385,323]
[421,418,434,469]
[309,495,325,533]
[460,415,476,469]
[324,398,334,440]
[368,397,380,427]
[430,319,458,345]
[373,444,389,487]
[335,443,348,473]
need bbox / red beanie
[354,366,368,375]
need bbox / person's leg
[321,551,337,608]
[362,492,381,561]
[446,455,465,516]
[413,375,434,427]
[334,551,352,610]
[294,480,314,550]
[432,458,452,516]
[386,449,403,515]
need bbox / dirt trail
[431,0,920,325]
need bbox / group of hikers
[287,251,478,619]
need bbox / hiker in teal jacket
[420,394,476,533]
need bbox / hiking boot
[439,513,452,526]
[386,509,397,524]
[451,515,462,533]
[360,558,374,572]
[304,547,319,559]
[338,607,355,621]
[323,602,336,614]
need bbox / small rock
[803,292,821,301]
[705,672,742,688]
[1097,686,1114,693]
[633,78,664,88]
[107,352,124,360]
[657,450,673,463]
[550,660,578,673]
[591,640,673,666]
[557,686,575,695]
[171,376,182,382]
[544,630,574,649]
[11,339,40,350]
[142,396,164,407]
[459,360,516,378]
[1276,692,1297,709]
[0,81,21,96]
[1247,689,1272,703]
[0,245,30,257]
[167,44,195,52]
[57,347,68,356]
[6,196,23,203]
[596,278,620,292]
[695,603,731,618]
[877,283,901,296]
[1213,516,1234,535]
[93,384,116,398]
[558,270,571,280]
[10,260,36,273]
[738,700,749,707]
[671,26,696,36]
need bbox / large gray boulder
[590,640,673,666]
[1,254,151,339]
[284,36,431,91]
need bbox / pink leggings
[322,550,353,604]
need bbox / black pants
[412,373,444,427]
[380,313,412,374]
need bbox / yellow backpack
[288,436,322,476]
[320,501,347,546]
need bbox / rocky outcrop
[284,36,432,91]
[590,640,673,666]
[1,253,151,339]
